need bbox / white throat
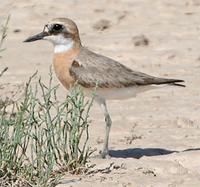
[54,42,74,53]
[44,34,74,53]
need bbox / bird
[24,17,185,158]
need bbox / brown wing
[69,48,185,88]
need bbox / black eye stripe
[53,24,63,31]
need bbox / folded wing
[69,48,185,88]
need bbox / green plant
[0,67,97,186]
[0,14,10,77]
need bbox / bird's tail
[162,79,185,87]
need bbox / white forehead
[43,22,71,33]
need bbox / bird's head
[24,17,81,52]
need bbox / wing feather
[69,48,185,88]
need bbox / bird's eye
[53,24,62,31]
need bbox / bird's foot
[99,150,111,159]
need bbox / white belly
[83,84,165,100]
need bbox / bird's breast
[53,51,76,90]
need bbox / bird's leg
[102,112,112,158]
[95,97,112,158]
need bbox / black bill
[23,32,48,42]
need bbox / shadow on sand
[109,147,200,159]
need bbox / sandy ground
[1,0,200,186]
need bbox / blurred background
[1,1,200,186]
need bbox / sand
[1,0,200,186]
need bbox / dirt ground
[1,0,200,186]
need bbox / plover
[24,17,185,158]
